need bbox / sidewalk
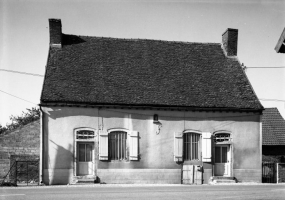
[1,182,283,189]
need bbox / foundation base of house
[209,176,237,184]
[97,169,181,184]
[70,175,98,185]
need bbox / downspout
[260,114,263,183]
[39,106,44,185]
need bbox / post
[15,161,17,186]
[277,163,279,184]
[27,161,28,186]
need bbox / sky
[0,0,284,125]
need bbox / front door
[214,145,231,176]
[77,143,94,176]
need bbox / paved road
[1,184,285,200]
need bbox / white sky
[0,0,285,125]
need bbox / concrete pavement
[1,184,285,200]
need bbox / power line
[0,89,37,105]
[259,98,285,102]
[0,69,44,77]
[246,67,285,69]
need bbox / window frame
[73,127,97,176]
[76,129,96,141]
[183,130,202,161]
[213,131,232,144]
[107,128,130,162]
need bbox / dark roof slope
[262,108,285,145]
[275,27,285,53]
[41,34,263,110]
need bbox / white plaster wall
[42,106,261,184]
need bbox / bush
[0,107,40,135]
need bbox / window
[78,143,93,162]
[215,146,228,163]
[76,130,95,140]
[109,131,127,161]
[183,133,200,161]
[99,130,138,161]
[214,133,231,143]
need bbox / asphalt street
[1,184,285,200]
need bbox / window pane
[215,133,230,143]
[109,131,127,161]
[215,147,221,163]
[221,147,227,163]
[86,144,92,162]
[77,130,95,140]
[79,144,85,162]
[183,133,199,161]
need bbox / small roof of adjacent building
[262,108,285,145]
[40,19,263,112]
[275,27,285,53]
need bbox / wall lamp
[153,114,162,135]
[153,114,159,123]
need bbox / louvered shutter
[202,132,212,162]
[99,130,108,160]
[174,132,183,162]
[129,131,139,160]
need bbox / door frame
[214,144,232,177]
[73,128,97,176]
[76,142,95,176]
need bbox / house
[275,27,285,53]
[262,108,285,162]
[39,19,264,185]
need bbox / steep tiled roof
[262,108,285,145]
[41,34,263,110]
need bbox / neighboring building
[262,108,285,162]
[275,27,285,53]
[0,120,40,181]
[40,19,264,185]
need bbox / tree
[0,107,40,135]
[0,125,8,134]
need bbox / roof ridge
[64,33,220,45]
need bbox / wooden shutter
[202,132,212,162]
[99,130,108,160]
[174,132,183,162]
[129,131,139,160]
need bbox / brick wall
[0,120,40,180]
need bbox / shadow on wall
[45,107,261,123]
[50,140,73,185]
[45,107,98,120]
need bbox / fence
[277,163,285,183]
[262,162,285,183]
[1,160,39,186]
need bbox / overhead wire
[0,69,44,77]
[244,66,285,69]
[0,89,37,105]
[259,98,285,102]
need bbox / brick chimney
[222,28,238,56]
[49,19,62,48]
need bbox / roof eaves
[39,102,263,113]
